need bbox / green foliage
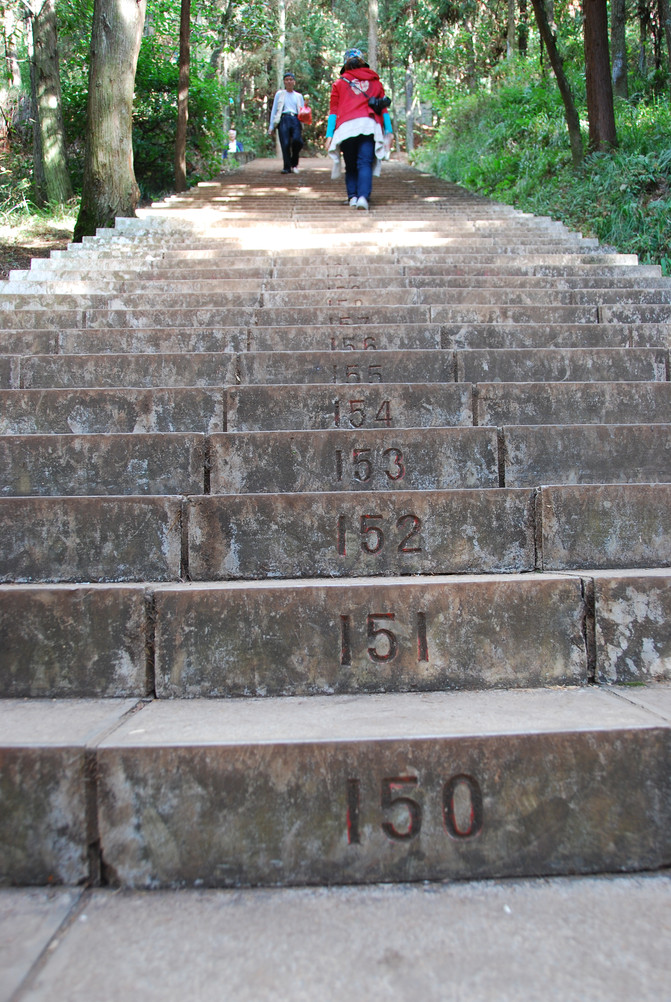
[416,64,671,275]
[133,39,228,198]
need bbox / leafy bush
[416,63,671,274]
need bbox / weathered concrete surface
[0,887,82,1002]
[406,271,670,289]
[186,489,535,579]
[602,304,671,323]
[441,322,669,350]
[592,570,671,683]
[536,484,671,570]
[0,700,138,884]
[94,688,670,887]
[0,496,183,582]
[0,356,12,389]
[262,288,418,308]
[20,353,238,389]
[475,381,671,426]
[0,584,150,697]
[8,875,671,1002]
[153,574,587,697]
[224,384,472,431]
[457,347,667,383]
[431,305,598,324]
[614,679,671,720]
[0,433,205,496]
[410,262,662,278]
[238,349,455,385]
[247,323,442,353]
[81,305,431,330]
[502,424,671,487]
[210,428,499,494]
[0,389,224,435]
[58,326,249,355]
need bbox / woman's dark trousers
[340,134,375,200]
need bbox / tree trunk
[174,0,190,193]
[518,0,529,56]
[464,20,477,89]
[530,0,583,164]
[405,56,414,153]
[73,0,146,242]
[661,0,671,90]
[584,0,618,151]
[2,3,23,89]
[274,0,285,158]
[638,0,650,75]
[28,0,72,205]
[368,0,378,70]
[507,0,516,58]
[610,0,628,97]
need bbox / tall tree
[611,0,629,97]
[530,0,583,164]
[175,0,190,192]
[507,0,516,58]
[405,51,414,153]
[583,0,617,151]
[27,0,72,204]
[73,0,146,242]
[368,0,378,70]
[661,0,671,89]
[518,0,529,55]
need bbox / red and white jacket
[326,66,388,135]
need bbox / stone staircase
[1,157,670,890]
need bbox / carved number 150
[346,775,484,844]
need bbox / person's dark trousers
[340,134,375,200]
[277,114,303,171]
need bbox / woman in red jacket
[326,49,393,211]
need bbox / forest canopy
[1,0,670,266]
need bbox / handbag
[298,102,312,125]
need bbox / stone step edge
[7,347,668,390]
[3,568,671,693]
[1,685,669,888]
[4,487,671,583]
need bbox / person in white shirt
[268,72,305,174]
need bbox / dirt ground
[0,229,73,281]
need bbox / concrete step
[0,388,224,435]
[18,352,239,389]
[0,303,633,331]
[8,273,671,297]
[456,347,667,382]
[502,423,671,486]
[0,433,206,496]
[61,238,601,255]
[224,383,473,431]
[4,875,670,1002]
[4,483,670,585]
[5,321,669,356]
[1,686,669,886]
[0,495,184,583]
[149,573,589,697]
[2,155,670,907]
[20,261,664,282]
[10,285,671,311]
[602,303,671,323]
[536,484,671,572]
[209,427,499,493]
[474,381,671,426]
[441,322,669,350]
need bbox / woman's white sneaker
[356,196,369,210]
[349,196,358,207]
